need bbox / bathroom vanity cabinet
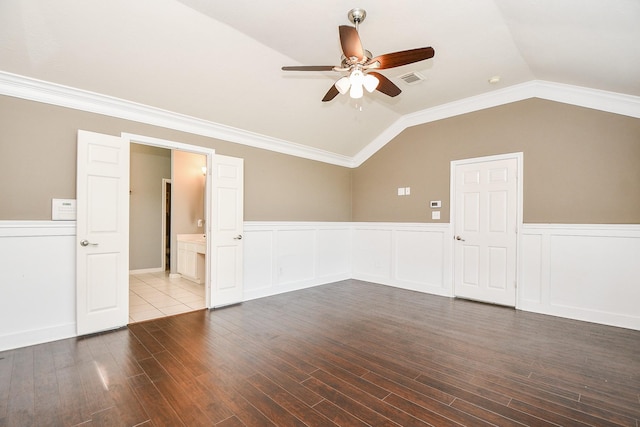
[176,234,206,284]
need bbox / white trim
[350,222,453,297]
[0,221,77,351]
[161,178,171,272]
[243,221,352,301]
[522,223,640,233]
[0,71,352,168]
[519,223,640,330]
[2,220,639,351]
[351,81,640,166]
[0,220,76,236]
[2,71,638,169]
[1,324,77,353]
[129,268,164,275]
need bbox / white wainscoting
[0,221,77,351]
[2,221,639,351]
[351,223,453,297]
[520,224,640,330]
[243,222,352,301]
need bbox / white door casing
[210,154,244,308]
[451,154,521,307]
[76,130,129,335]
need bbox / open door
[210,154,244,308]
[76,130,129,335]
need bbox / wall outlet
[197,219,203,227]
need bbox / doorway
[129,144,207,323]
[77,130,244,335]
[450,153,522,307]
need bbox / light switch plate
[432,211,441,220]
[405,187,411,195]
[397,187,405,196]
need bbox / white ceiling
[1,0,639,161]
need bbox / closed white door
[210,154,244,308]
[452,155,519,306]
[76,130,129,335]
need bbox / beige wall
[0,95,352,221]
[352,98,640,224]
[129,144,171,270]
[2,95,638,226]
[172,150,206,236]
[171,150,206,273]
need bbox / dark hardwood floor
[1,280,639,426]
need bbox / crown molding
[1,71,637,169]
[352,80,640,167]
[0,71,354,167]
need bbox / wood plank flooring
[1,279,639,426]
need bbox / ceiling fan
[281,8,435,102]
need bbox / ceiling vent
[398,71,425,85]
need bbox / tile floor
[129,271,206,323]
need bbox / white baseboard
[0,323,77,352]
[130,267,164,275]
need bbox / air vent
[398,71,425,85]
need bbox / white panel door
[76,130,129,335]
[453,157,518,306]
[210,154,244,308]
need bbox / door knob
[80,239,98,247]
[455,235,465,241]
[233,235,243,240]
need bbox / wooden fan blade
[369,47,435,69]
[339,26,364,61]
[368,72,401,97]
[322,84,340,102]
[282,65,336,71]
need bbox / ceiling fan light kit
[336,68,380,99]
[282,8,435,102]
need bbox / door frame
[122,132,214,308]
[449,152,523,308]
[161,178,171,272]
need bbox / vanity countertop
[177,234,206,244]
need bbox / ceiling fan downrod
[347,8,366,31]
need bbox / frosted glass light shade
[335,69,378,99]
[349,83,364,99]
[363,74,379,92]
[349,69,364,98]
[335,77,350,94]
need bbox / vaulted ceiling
[1,0,639,165]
